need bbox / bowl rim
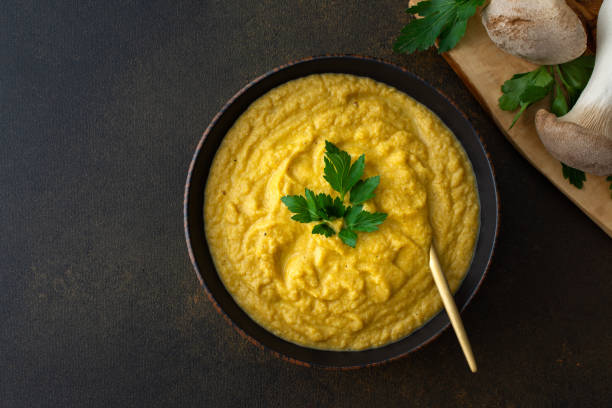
[184,54,500,369]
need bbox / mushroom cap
[535,109,612,176]
[482,0,588,65]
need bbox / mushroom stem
[535,0,612,176]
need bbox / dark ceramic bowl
[184,55,498,369]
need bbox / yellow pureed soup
[205,74,479,350]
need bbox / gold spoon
[429,246,478,372]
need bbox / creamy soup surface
[204,74,480,350]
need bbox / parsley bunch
[498,56,595,189]
[499,56,595,130]
[281,141,387,248]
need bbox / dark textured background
[1,1,611,406]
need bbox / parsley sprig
[562,164,586,189]
[281,141,387,247]
[394,0,485,54]
[499,56,595,130]
[498,67,555,129]
[498,56,596,189]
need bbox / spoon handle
[429,246,478,373]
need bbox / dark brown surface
[1,1,611,406]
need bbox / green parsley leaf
[281,193,317,223]
[338,228,357,248]
[282,190,347,222]
[315,193,347,219]
[394,0,485,54]
[558,55,595,105]
[327,196,346,218]
[562,163,586,189]
[607,176,612,199]
[304,188,327,220]
[316,193,335,219]
[498,72,528,111]
[499,66,554,129]
[312,223,335,237]
[350,176,380,205]
[323,141,364,199]
[312,192,333,215]
[344,205,388,232]
[551,81,569,117]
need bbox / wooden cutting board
[407,2,611,237]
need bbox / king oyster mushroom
[482,0,588,64]
[535,0,612,176]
